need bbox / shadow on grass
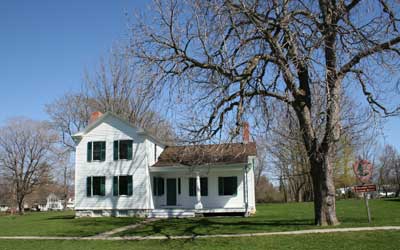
[383,198,400,202]
[46,215,75,220]
[124,218,315,237]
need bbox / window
[113,140,133,160]
[218,177,238,196]
[153,177,164,196]
[86,176,105,196]
[87,141,106,162]
[189,177,208,196]
[113,176,133,196]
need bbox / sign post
[353,160,374,223]
[364,193,371,223]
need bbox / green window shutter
[100,177,106,196]
[158,178,164,196]
[127,140,133,160]
[153,177,157,196]
[113,141,119,160]
[232,177,238,195]
[201,177,208,196]
[178,178,181,194]
[218,177,223,195]
[100,142,106,161]
[87,142,92,162]
[189,178,196,196]
[113,176,119,196]
[86,177,92,197]
[127,176,133,196]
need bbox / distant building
[45,193,64,211]
[0,205,9,212]
[66,198,75,210]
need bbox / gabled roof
[152,142,256,167]
[72,112,166,146]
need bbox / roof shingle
[152,142,256,167]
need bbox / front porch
[150,164,253,217]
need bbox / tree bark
[17,195,24,215]
[293,98,340,225]
[310,153,339,226]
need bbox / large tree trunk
[310,153,339,226]
[17,195,24,215]
[293,102,340,226]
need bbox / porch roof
[152,142,256,167]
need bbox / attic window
[113,140,133,160]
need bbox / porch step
[148,209,195,218]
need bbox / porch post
[194,172,203,209]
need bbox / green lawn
[1,231,399,250]
[0,199,398,239]
[0,211,142,237]
[118,198,400,237]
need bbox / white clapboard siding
[74,114,163,210]
[151,165,255,211]
[74,113,256,215]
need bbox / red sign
[354,184,376,193]
[353,160,373,184]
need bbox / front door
[166,178,177,206]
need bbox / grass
[0,211,142,237]
[1,231,400,250]
[118,198,400,237]
[0,199,398,239]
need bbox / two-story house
[72,112,256,217]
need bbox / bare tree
[0,118,58,214]
[46,46,176,148]
[255,175,283,203]
[51,148,74,210]
[0,175,13,209]
[45,93,92,152]
[378,144,400,197]
[130,0,400,225]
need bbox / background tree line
[0,46,176,214]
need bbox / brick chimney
[243,122,250,144]
[89,111,103,124]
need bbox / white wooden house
[45,193,64,211]
[73,112,256,217]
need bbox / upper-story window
[113,140,133,160]
[87,141,106,162]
